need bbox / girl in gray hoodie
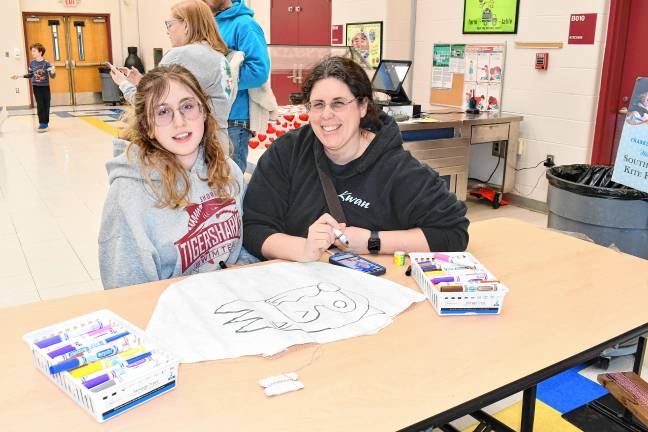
[112,0,233,154]
[99,64,245,289]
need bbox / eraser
[264,379,304,396]
[258,372,298,388]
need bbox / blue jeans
[228,126,252,174]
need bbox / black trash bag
[546,164,648,201]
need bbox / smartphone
[328,252,386,276]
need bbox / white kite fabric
[146,261,425,363]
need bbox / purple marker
[431,272,488,284]
[35,319,104,349]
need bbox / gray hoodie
[159,42,233,129]
[99,145,245,289]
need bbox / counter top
[397,111,523,131]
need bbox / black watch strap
[368,230,380,255]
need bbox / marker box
[23,309,179,423]
[409,252,508,316]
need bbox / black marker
[218,261,228,270]
[405,265,411,276]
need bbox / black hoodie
[243,112,469,259]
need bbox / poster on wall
[611,77,648,193]
[450,44,466,73]
[346,21,383,69]
[464,51,478,82]
[477,52,491,82]
[461,45,505,113]
[431,44,452,89]
[463,0,520,34]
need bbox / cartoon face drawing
[214,282,383,333]
[351,31,370,53]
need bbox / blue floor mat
[537,365,608,414]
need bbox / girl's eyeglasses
[164,19,182,31]
[153,99,202,127]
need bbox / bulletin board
[429,43,506,112]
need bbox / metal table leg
[521,386,537,432]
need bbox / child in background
[99,64,251,289]
[11,43,55,132]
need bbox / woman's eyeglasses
[305,97,359,113]
[153,99,202,127]
[164,19,182,31]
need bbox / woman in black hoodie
[243,56,469,262]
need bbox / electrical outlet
[492,141,501,157]
[544,154,555,167]
[15,87,19,93]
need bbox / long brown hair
[171,0,228,55]
[125,64,234,208]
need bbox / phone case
[328,253,386,276]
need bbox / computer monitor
[371,60,412,105]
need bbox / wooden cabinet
[270,0,331,46]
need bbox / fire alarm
[535,53,549,70]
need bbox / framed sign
[463,0,520,34]
[346,21,383,69]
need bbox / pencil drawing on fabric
[214,282,385,333]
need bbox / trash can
[98,66,122,105]
[546,164,648,259]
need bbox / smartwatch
[368,230,381,255]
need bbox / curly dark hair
[29,43,45,55]
[301,56,381,131]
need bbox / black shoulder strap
[314,152,347,225]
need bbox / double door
[23,13,112,106]
[270,0,332,105]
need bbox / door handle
[296,64,303,83]
[295,5,301,12]
[70,59,76,69]
[289,64,297,83]
[288,5,293,12]
[619,107,628,114]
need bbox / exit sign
[568,13,597,45]
[62,0,80,7]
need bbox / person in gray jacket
[99,64,245,289]
[111,0,233,153]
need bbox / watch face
[368,232,380,253]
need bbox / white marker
[333,228,349,246]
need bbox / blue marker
[69,348,150,378]
[49,337,134,374]
[55,332,131,361]
[35,320,104,349]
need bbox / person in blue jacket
[203,0,270,173]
